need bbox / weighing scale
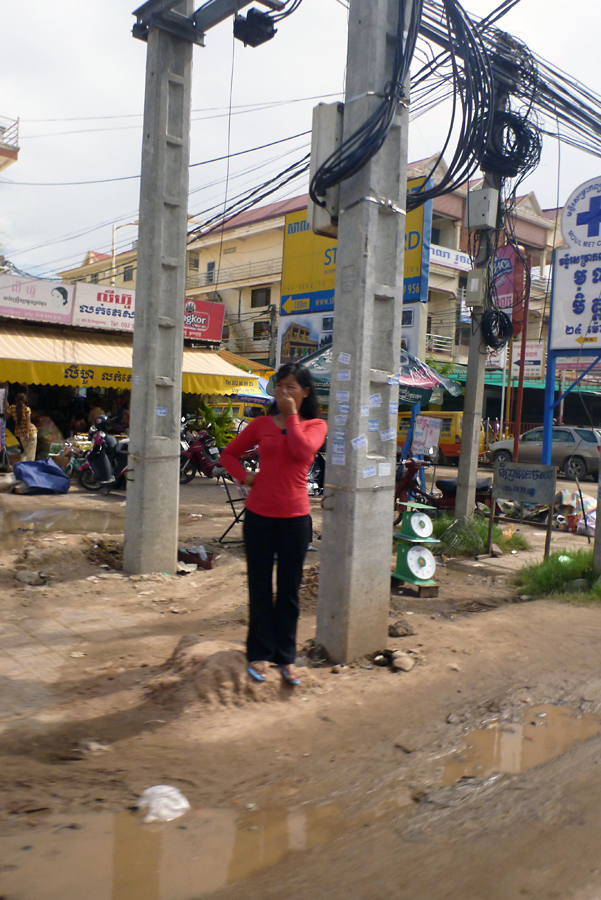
[392,501,438,589]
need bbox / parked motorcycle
[78,417,129,492]
[180,427,228,484]
[394,455,493,525]
[307,448,326,496]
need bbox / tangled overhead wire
[407,0,494,211]
[309,0,424,208]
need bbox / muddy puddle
[0,802,345,900]
[443,704,601,784]
[0,508,125,540]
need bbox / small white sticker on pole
[336,391,349,402]
[337,370,351,381]
[338,352,351,364]
[332,453,345,466]
[380,428,396,441]
[378,463,391,476]
[351,434,367,450]
[363,465,376,478]
[369,393,382,408]
[360,406,369,417]
[155,407,167,417]
[334,415,347,426]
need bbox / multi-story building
[59,156,556,369]
[0,115,19,173]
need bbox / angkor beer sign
[183,297,225,342]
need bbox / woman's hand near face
[242,472,256,487]
[275,386,297,418]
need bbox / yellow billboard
[280,176,430,318]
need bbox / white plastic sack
[138,785,191,823]
[577,509,596,537]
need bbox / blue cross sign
[576,196,601,237]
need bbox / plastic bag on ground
[577,509,596,536]
[138,785,191,823]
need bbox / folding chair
[218,475,248,544]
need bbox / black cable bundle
[481,110,541,178]
[407,0,494,211]
[309,0,424,208]
[480,306,513,350]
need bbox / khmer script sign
[551,176,601,351]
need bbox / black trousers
[243,509,312,665]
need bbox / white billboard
[0,274,74,325]
[551,176,601,351]
[72,282,135,332]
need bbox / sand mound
[147,636,321,708]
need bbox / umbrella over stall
[289,345,462,406]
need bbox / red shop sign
[183,297,225,342]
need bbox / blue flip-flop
[279,666,301,686]
[247,665,267,683]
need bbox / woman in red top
[220,363,327,686]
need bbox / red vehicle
[180,429,228,483]
[394,456,493,524]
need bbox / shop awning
[217,349,275,378]
[0,324,259,395]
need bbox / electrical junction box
[307,102,344,239]
[465,268,487,307]
[465,187,499,231]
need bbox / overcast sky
[1,0,601,277]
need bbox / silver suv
[487,426,601,481]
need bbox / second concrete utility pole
[316,0,419,663]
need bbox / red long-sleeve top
[220,414,327,518]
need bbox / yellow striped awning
[0,324,259,395]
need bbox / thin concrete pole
[123,1,193,574]
[454,74,508,518]
[316,0,415,663]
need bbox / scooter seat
[435,477,492,496]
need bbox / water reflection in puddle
[443,704,601,785]
[0,803,343,900]
[1,508,125,538]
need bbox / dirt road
[1,476,601,900]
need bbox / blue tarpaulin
[13,459,70,494]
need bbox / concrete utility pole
[124,0,194,575]
[454,80,509,519]
[124,0,258,574]
[316,0,417,663]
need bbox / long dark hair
[270,363,319,420]
[15,392,27,429]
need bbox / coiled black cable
[481,110,542,178]
[480,306,513,350]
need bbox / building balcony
[186,257,282,291]
[426,332,454,356]
[0,115,19,172]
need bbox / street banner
[72,282,135,331]
[0,274,74,325]
[412,415,442,456]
